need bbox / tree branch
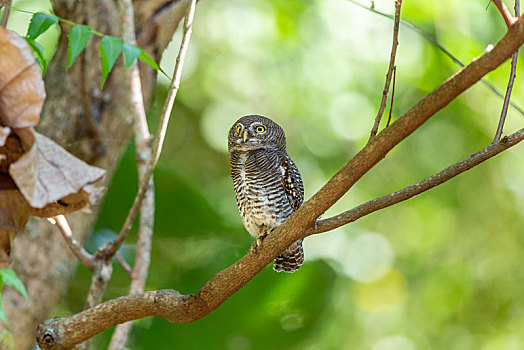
[108,0,156,348]
[97,0,196,259]
[494,0,520,142]
[52,215,96,271]
[310,128,524,235]
[36,128,524,349]
[348,0,524,117]
[370,0,402,138]
[493,0,516,27]
[36,14,524,350]
[386,65,396,127]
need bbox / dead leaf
[0,126,9,146]
[0,27,45,128]
[9,132,106,208]
[0,189,33,266]
[0,131,24,174]
[0,126,9,169]
[31,190,92,218]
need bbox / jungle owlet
[228,115,304,273]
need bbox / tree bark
[2,1,188,349]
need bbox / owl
[228,115,304,273]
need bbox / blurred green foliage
[6,0,524,348]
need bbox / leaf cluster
[25,12,166,88]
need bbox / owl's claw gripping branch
[250,240,262,256]
[250,230,269,256]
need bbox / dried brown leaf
[0,27,45,128]
[31,190,92,218]
[0,126,10,146]
[0,131,24,174]
[0,189,33,265]
[9,132,106,208]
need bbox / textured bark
[2,1,188,349]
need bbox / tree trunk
[2,1,188,348]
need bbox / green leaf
[0,269,29,303]
[67,25,93,70]
[26,12,58,39]
[138,49,170,79]
[123,44,141,69]
[99,35,124,89]
[25,38,47,73]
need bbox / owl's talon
[250,238,263,256]
[250,230,269,257]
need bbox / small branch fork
[96,0,197,260]
[493,0,520,142]
[311,129,524,235]
[47,0,196,348]
[108,0,156,348]
[52,216,96,271]
[370,0,402,139]
[349,0,524,117]
[492,0,518,27]
[36,13,524,350]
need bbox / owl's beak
[242,129,249,142]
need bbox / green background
[6,0,524,349]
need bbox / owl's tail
[273,239,304,273]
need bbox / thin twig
[386,65,396,127]
[116,252,132,277]
[79,2,197,341]
[311,128,524,235]
[108,0,156,348]
[97,0,197,258]
[370,0,402,139]
[492,0,516,27]
[53,215,96,271]
[1,0,11,28]
[348,0,524,117]
[493,0,520,142]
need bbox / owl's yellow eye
[236,125,242,134]
[255,125,265,133]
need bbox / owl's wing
[279,154,304,211]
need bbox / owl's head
[228,115,287,153]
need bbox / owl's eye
[255,125,266,134]
[236,125,242,134]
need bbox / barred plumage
[228,115,304,273]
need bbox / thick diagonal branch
[36,14,524,350]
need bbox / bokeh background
[6,0,524,349]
